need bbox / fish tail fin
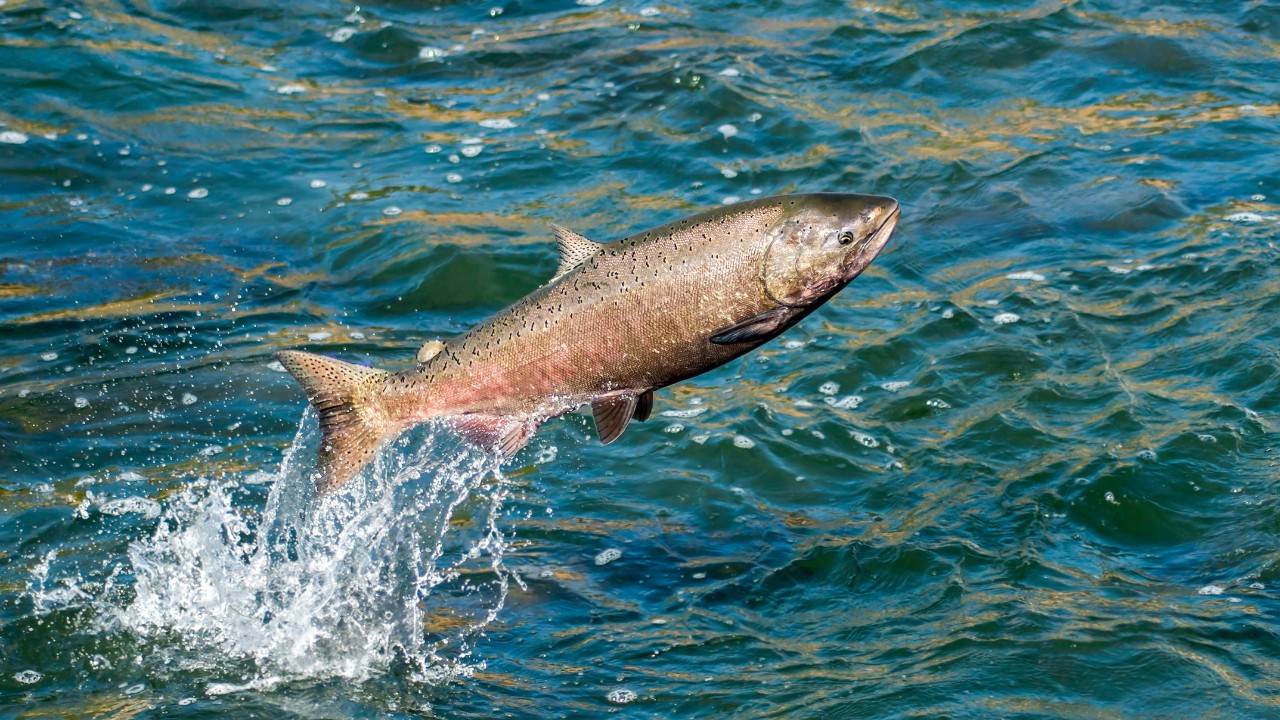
[275,350,394,493]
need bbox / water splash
[106,413,514,686]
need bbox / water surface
[2,0,1280,717]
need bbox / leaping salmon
[277,193,900,492]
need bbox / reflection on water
[2,0,1280,717]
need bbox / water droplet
[349,191,369,200]
[40,351,58,361]
[716,123,738,139]
[309,179,327,189]
[181,393,197,406]
[74,397,89,409]
[383,206,402,216]
[419,46,448,60]
[187,187,208,199]
[732,435,755,449]
[13,670,41,684]
[276,197,292,206]
[1104,491,1118,505]
[125,346,138,355]
[819,381,839,396]
[307,331,332,341]
[824,395,862,409]
[446,172,463,184]
[926,398,951,410]
[460,144,483,158]
[639,6,661,16]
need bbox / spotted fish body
[278,193,900,491]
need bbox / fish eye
[838,230,856,246]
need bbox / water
[2,0,1279,716]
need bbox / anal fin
[450,415,538,460]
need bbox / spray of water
[105,412,515,686]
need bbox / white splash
[98,417,514,684]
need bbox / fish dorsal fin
[592,394,637,444]
[634,390,653,421]
[551,224,602,280]
[417,339,445,365]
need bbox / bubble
[187,188,208,199]
[309,179,327,189]
[419,46,448,60]
[594,548,622,566]
[607,688,637,704]
[0,130,29,144]
[824,395,862,409]
[425,144,442,154]
[850,431,878,448]
[164,187,176,195]
[716,123,738,139]
[1225,212,1264,224]
[1197,584,1224,596]
[783,339,804,349]
[199,445,223,456]
[13,670,41,684]
[178,698,197,706]
[181,393,198,406]
[818,381,839,396]
[926,398,951,410]
[125,346,138,355]
[1104,491,1118,505]
[383,206,402,217]
[1250,194,1266,201]
[460,144,483,158]
[664,423,684,433]
[478,118,517,130]
[732,435,755,449]
[1006,271,1045,281]
[993,312,1020,324]
[40,351,58,361]
[276,197,292,206]
[446,173,463,184]
[880,380,910,392]
[941,308,955,319]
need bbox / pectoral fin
[710,307,794,345]
[592,395,637,444]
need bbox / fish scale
[278,192,899,491]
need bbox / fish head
[761,193,900,306]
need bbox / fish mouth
[841,204,899,282]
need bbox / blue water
[3,0,1280,716]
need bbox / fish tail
[275,350,394,493]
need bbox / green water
[3,0,1280,717]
